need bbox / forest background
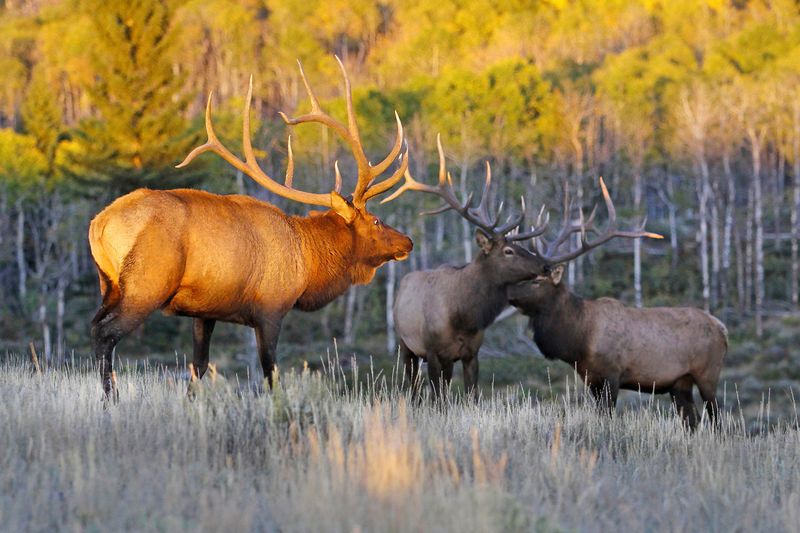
[1,0,799,417]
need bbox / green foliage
[0,0,799,366]
[71,0,201,194]
[0,129,48,191]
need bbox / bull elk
[507,178,727,429]
[384,137,547,398]
[89,58,412,399]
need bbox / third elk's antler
[532,177,663,264]
[178,57,408,209]
[382,135,547,240]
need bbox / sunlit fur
[508,270,728,429]
[89,188,412,395]
[393,233,547,396]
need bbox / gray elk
[384,136,547,397]
[507,178,727,429]
[89,58,412,399]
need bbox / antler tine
[507,200,548,241]
[284,136,295,187]
[495,211,527,237]
[420,203,456,216]
[334,56,373,200]
[177,92,223,168]
[367,111,405,180]
[381,136,472,217]
[542,177,664,264]
[279,63,349,140]
[539,178,586,255]
[278,57,409,206]
[297,60,321,113]
[599,176,616,228]
[242,76,259,166]
[360,147,409,201]
[178,79,332,208]
[437,134,447,186]
[334,161,343,193]
[470,161,494,226]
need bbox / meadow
[2,355,798,533]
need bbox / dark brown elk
[89,58,412,399]
[384,137,547,398]
[507,178,727,429]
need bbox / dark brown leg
[427,354,446,399]
[91,304,148,403]
[697,379,721,427]
[589,379,618,417]
[399,339,421,391]
[442,361,454,391]
[254,316,283,389]
[192,318,216,379]
[462,356,479,401]
[670,376,700,430]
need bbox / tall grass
[1,356,798,532]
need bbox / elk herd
[89,57,727,429]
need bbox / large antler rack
[177,57,408,209]
[382,135,547,240]
[532,177,663,264]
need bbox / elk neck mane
[451,260,510,331]
[527,283,588,363]
[290,211,372,311]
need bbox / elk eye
[373,218,381,226]
[503,247,514,256]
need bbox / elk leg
[462,356,479,401]
[427,355,446,399]
[192,318,217,379]
[696,379,720,427]
[399,339,420,390]
[254,316,283,389]
[91,303,149,402]
[589,379,618,417]
[670,377,699,430]
[442,361,454,390]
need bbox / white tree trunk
[633,171,643,308]
[745,186,754,312]
[791,104,800,309]
[434,215,444,252]
[56,276,65,365]
[385,259,397,355]
[722,152,735,315]
[39,293,51,366]
[666,175,678,271]
[459,161,472,263]
[750,131,765,337]
[343,286,357,345]
[698,160,711,313]
[16,199,26,300]
[417,217,429,270]
[792,159,799,309]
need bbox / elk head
[507,177,662,307]
[177,57,413,270]
[383,135,548,285]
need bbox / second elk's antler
[382,134,547,240]
[531,177,663,264]
[178,57,408,208]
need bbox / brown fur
[508,269,728,429]
[393,232,547,397]
[89,188,412,397]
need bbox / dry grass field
[1,356,799,532]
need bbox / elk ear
[330,191,357,224]
[475,229,493,255]
[550,264,565,285]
